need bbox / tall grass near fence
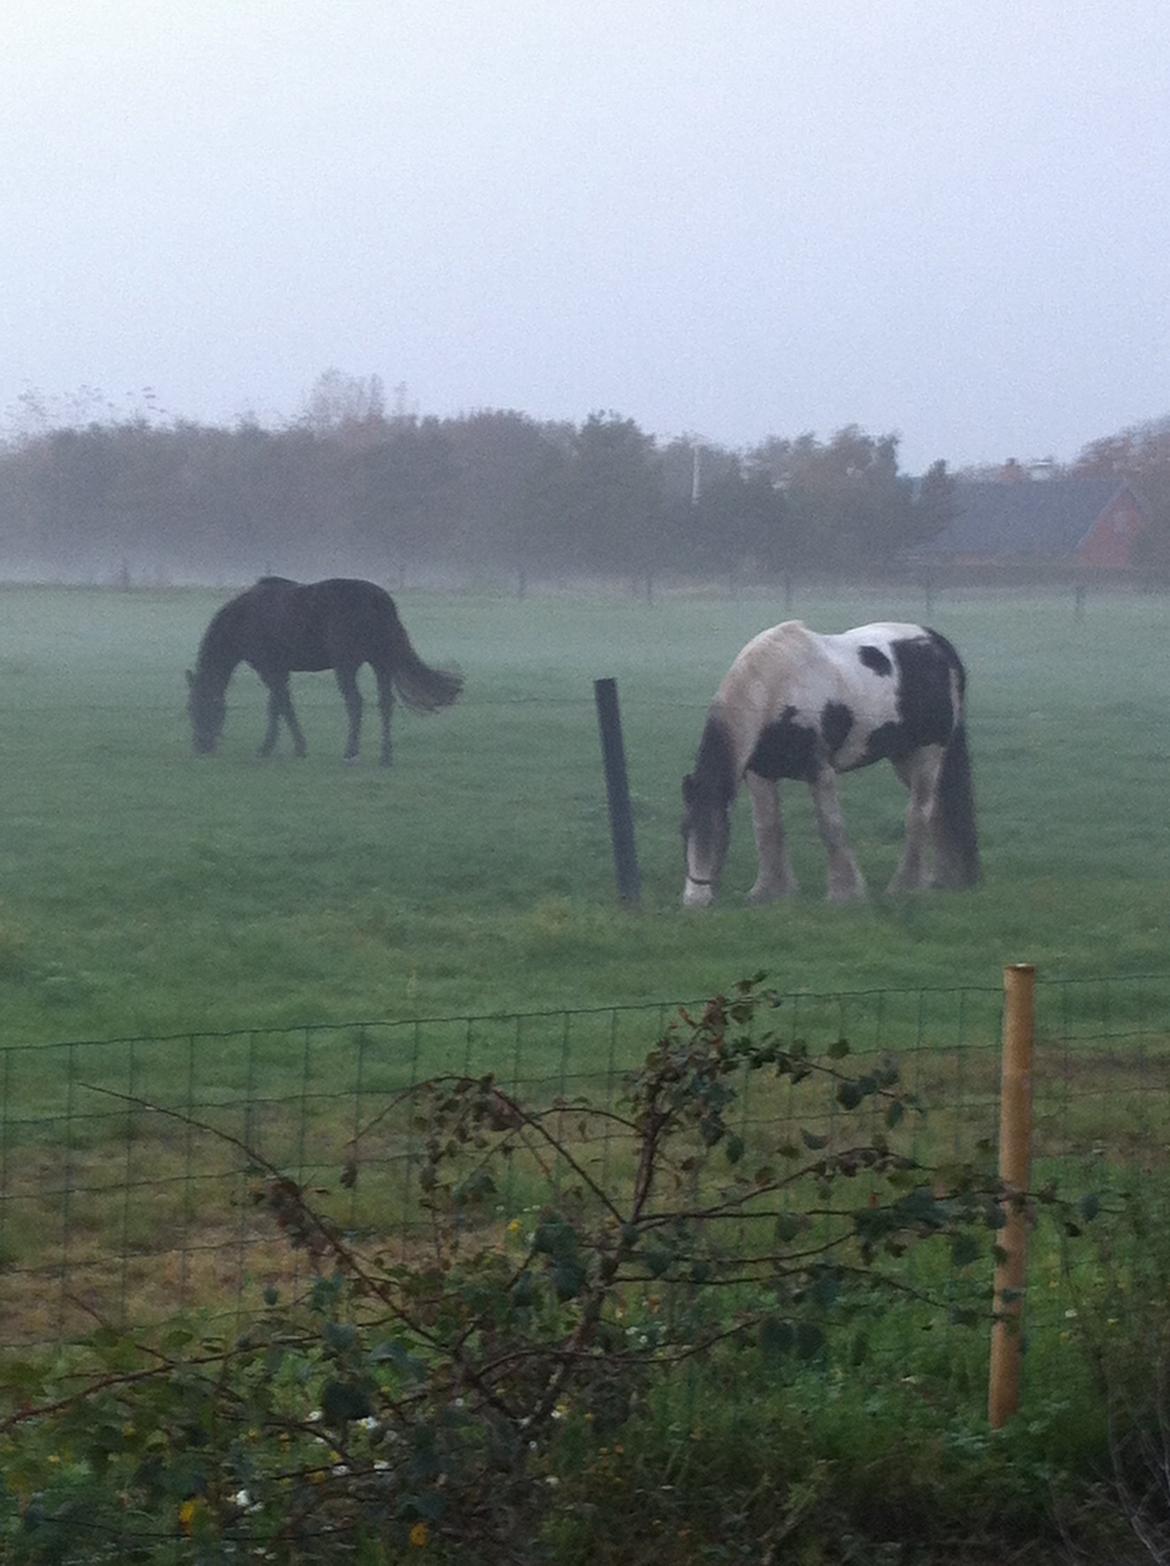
[4,972,1170,1360]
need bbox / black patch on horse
[890,632,956,749]
[859,720,910,766]
[821,701,853,757]
[858,645,892,677]
[747,706,819,782]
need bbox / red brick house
[922,478,1149,570]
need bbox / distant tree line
[0,371,959,587]
[7,370,1168,587]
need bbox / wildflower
[307,1409,323,1423]
[373,1460,390,1472]
[232,1490,252,1509]
[507,1219,523,1237]
[46,1455,61,1466]
[332,1464,350,1477]
[179,1499,200,1533]
[551,1402,569,1421]
[546,1476,560,1487]
[409,1521,430,1548]
[1064,1308,1078,1320]
[357,1416,379,1431]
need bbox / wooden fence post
[593,678,642,906]
[988,962,1036,1429]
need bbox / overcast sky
[3,1,1167,470]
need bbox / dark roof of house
[921,478,1134,558]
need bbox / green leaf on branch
[321,1378,373,1424]
[759,1316,795,1360]
[950,1232,982,1268]
[552,1256,587,1299]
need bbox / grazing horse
[681,620,979,907]
[186,577,462,764]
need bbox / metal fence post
[988,962,1036,1429]
[593,677,642,905]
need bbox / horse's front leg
[810,769,867,903]
[745,771,799,901]
[258,685,281,757]
[373,666,394,768]
[275,679,307,758]
[335,667,362,763]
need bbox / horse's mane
[691,712,736,807]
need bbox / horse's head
[186,669,225,754]
[680,772,730,908]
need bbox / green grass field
[3,587,1169,1564]
[1,582,1168,1047]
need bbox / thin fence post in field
[988,962,1036,1430]
[593,677,642,905]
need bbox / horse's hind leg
[810,770,867,903]
[887,748,943,894]
[373,665,394,767]
[335,667,362,762]
[745,771,799,902]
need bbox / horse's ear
[185,669,194,688]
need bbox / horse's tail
[383,604,463,714]
[935,706,980,889]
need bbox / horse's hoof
[747,882,799,904]
[827,884,868,905]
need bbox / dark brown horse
[186,577,462,764]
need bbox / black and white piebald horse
[681,621,979,907]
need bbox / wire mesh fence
[2,973,1170,1353]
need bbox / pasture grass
[0,583,1166,1557]
[0,580,1167,1057]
